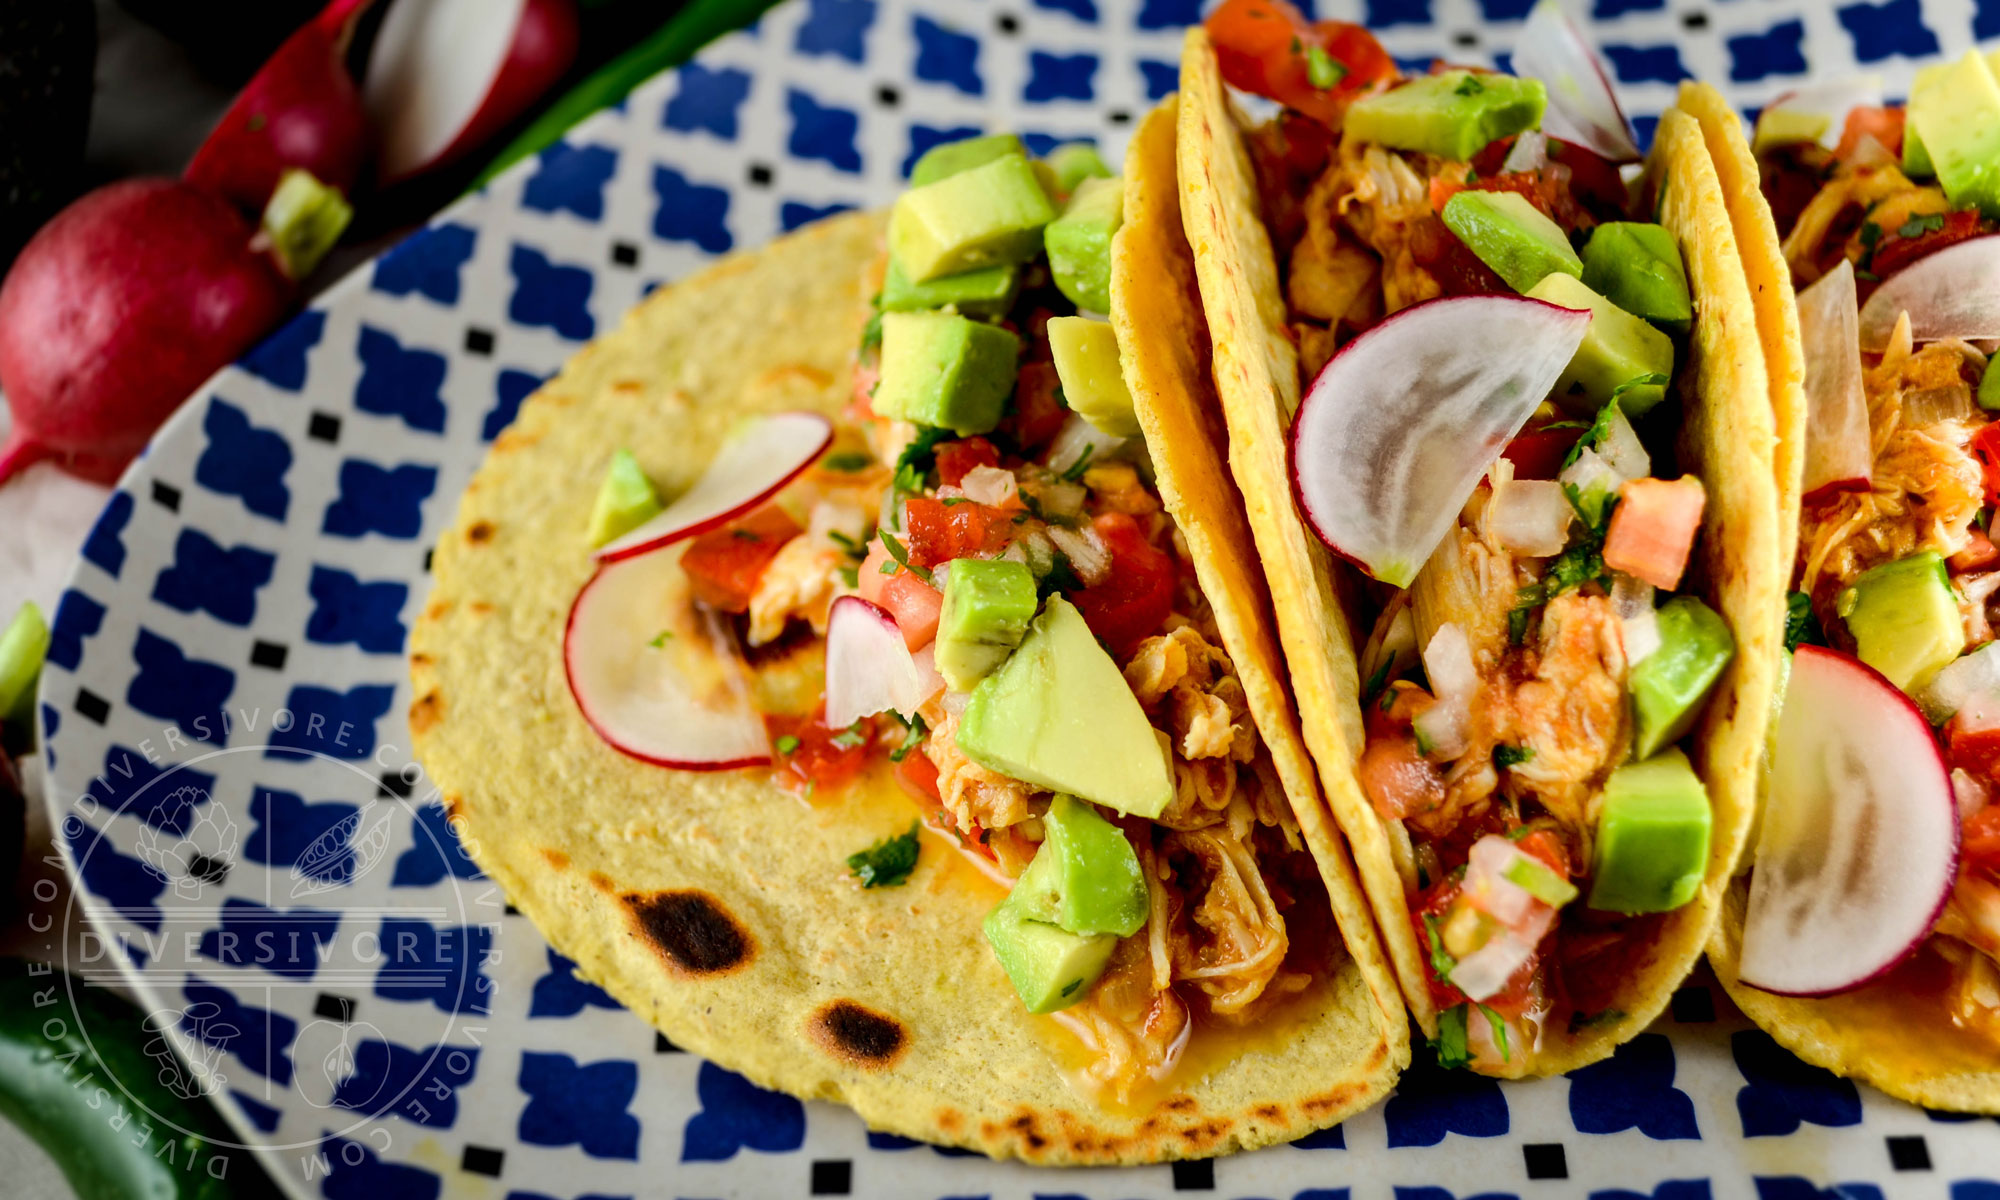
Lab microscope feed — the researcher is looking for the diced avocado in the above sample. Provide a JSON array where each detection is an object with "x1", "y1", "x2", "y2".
[
  {"x1": 1345, "y1": 71, "x2": 1546, "y2": 163},
  {"x1": 1581, "y1": 223, "x2": 1692, "y2": 337},
  {"x1": 1525, "y1": 273, "x2": 1677, "y2": 416},
  {"x1": 1008, "y1": 794, "x2": 1148, "y2": 937},
  {"x1": 935, "y1": 558, "x2": 1039, "y2": 691},
  {"x1": 1906, "y1": 50, "x2": 2000, "y2": 219},
  {"x1": 1046, "y1": 316, "x2": 1139, "y2": 438},
  {"x1": 880, "y1": 257, "x2": 1020, "y2": 318},
  {"x1": 910, "y1": 133, "x2": 1027, "y2": 186},
  {"x1": 889, "y1": 155, "x2": 1057, "y2": 283},
  {"x1": 1904, "y1": 121, "x2": 1935, "y2": 179},
  {"x1": 982, "y1": 881, "x2": 1116, "y2": 1014},
  {"x1": 1981, "y1": 356, "x2": 2000, "y2": 411},
  {"x1": 1440, "y1": 190, "x2": 1583, "y2": 294},
  {"x1": 1837, "y1": 550, "x2": 1965, "y2": 693},
  {"x1": 1503, "y1": 852, "x2": 1579, "y2": 907},
  {"x1": 1629, "y1": 596, "x2": 1735, "y2": 759},
  {"x1": 957, "y1": 596, "x2": 1174, "y2": 818},
  {"x1": 587, "y1": 449, "x2": 662, "y2": 546},
  {"x1": 1751, "y1": 108, "x2": 1833, "y2": 155},
  {"x1": 1586, "y1": 749, "x2": 1712, "y2": 914},
  {"x1": 871, "y1": 312, "x2": 1021, "y2": 436},
  {"x1": 0, "y1": 601, "x2": 50, "y2": 725},
  {"x1": 1046, "y1": 142, "x2": 1113, "y2": 196},
  {"x1": 1045, "y1": 176, "x2": 1124, "y2": 313}
]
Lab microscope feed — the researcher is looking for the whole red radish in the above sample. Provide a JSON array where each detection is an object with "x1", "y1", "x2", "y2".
[
  {"x1": 184, "y1": 0, "x2": 375, "y2": 214},
  {"x1": 0, "y1": 180, "x2": 290, "y2": 485}
]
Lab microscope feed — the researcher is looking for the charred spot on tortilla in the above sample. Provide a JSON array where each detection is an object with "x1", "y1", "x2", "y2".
[
  {"x1": 408, "y1": 690, "x2": 444, "y2": 735},
  {"x1": 466, "y1": 520, "x2": 495, "y2": 544},
  {"x1": 809, "y1": 999, "x2": 907, "y2": 1067},
  {"x1": 624, "y1": 889, "x2": 754, "y2": 975},
  {"x1": 539, "y1": 847, "x2": 570, "y2": 870}
]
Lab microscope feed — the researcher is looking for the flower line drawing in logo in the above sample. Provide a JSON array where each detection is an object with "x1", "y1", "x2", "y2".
[{"x1": 134, "y1": 786, "x2": 238, "y2": 900}]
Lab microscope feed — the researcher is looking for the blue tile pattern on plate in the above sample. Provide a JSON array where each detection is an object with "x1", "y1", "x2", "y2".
[{"x1": 36, "y1": 1, "x2": 2000, "y2": 1196}]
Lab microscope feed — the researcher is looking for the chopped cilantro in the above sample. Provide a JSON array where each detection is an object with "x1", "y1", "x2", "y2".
[
  {"x1": 1508, "y1": 585, "x2": 1542, "y2": 645},
  {"x1": 895, "y1": 426, "x2": 952, "y2": 478},
  {"x1": 1306, "y1": 44, "x2": 1347, "y2": 89},
  {"x1": 1611, "y1": 372, "x2": 1670, "y2": 402},
  {"x1": 732, "y1": 529, "x2": 761, "y2": 541},
  {"x1": 1454, "y1": 75, "x2": 1485, "y2": 97},
  {"x1": 1478, "y1": 1004, "x2": 1511, "y2": 1063},
  {"x1": 1783, "y1": 590, "x2": 1822, "y2": 652},
  {"x1": 861, "y1": 306, "x2": 883, "y2": 353},
  {"x1": 1856, "y1": 269, "x2": 1880, "y2": 282},
  {"x1": 1380, "y1": 684, "x2": 1399, "y2": 712},
  {"x1": 828, "y1": 529, "x2": 864, "y2": 555},
  {"x1": 1289, "y1": 34, "x2": 1302, "y2": 53},
  {"x1": 1362, "y1": 659, "x2": 1393, "y2": 703},
  {"x1": 836, "y1": 564, "x2": 860, "y2": 589},
  {"x1": 847, "y1": 820, "x2": 921, "y2": 888},
  {"x1": 830, "y1": 720, "x2": 870, "y2": 749},
  {"x1": 775, "y1": 734, "x2": 801, "y2": 756},
  {"x1": 1561, "y1": 395, "x2": 1622, "y2": 471},
  {"x1": 878, "y1": 530, "x2": 933, "y2": 584},
  {"x1": 1897, "y1": 212, "x2": 1947, "y2": 240},
  {"x1": 1434, "y1": 1004, "x2": 1471, "y2": 1069},
  {"x1": 888, "y1": 713, "x2": 929, "y2": 763},
  {"x1": 1544, "y1": 536, "x2": 1607, "y2": 596},
  {"x1": 1422, "y1": 913, "x2": 1457, "y2": 981},
  {"x1": 1494, "y1": 744, "x2": 1534, "y2": 769},
  {"x1": 1858, "y1": 220, "x2": 1883, "y2": 268},
  {"x1": 1039, "y1": 553, "x2": 1083, "y2": 599},
  {"x1": 892, "y1": 461, "x2": 926, "y2": 498},
  {"x1": 1058, "y1": 443, "x2": 1096, "y2": 482},
  {"x1": 648, "y1": 630, "x2": 674, "y2": 648},
  {"x1": 1060, "y1": 976, "x2": 1084, "y2": 998},
  {"x1": 823, "y1": 451, "x2": 875, "y2": 473}
]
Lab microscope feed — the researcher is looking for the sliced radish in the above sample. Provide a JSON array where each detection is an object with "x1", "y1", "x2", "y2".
[
  {"x1": 1858, "y1": 236, "x2": 2000, "y2": 353},
  {"x1": 1797, "y1": 259, "x2": 1873, "y2": 501},
  {"x1": 564, "y1": 545, "x2": 770, "y2": 770},
  {"x1": 1290, "y1": 295, "x2": 1591, "y2": 587},
  {"x1": 1512, "y1": 0, "x2": 1642, "y2": 164},
  {"x1": 824, "y1": 597, "x2": 927, "y2": 728},
  {"x1": 1739, "y1": 645, "x2": 1959, "y2": 996},
  {"x1": 597, "y1": 413, "x2": 834, "y2": 562},
  {"x1": 364, "y1": 0, "x2": 581, "y2": 185},
  {"x1": 1751, "y1": 77, "x2": 1885, "y2": 154}
]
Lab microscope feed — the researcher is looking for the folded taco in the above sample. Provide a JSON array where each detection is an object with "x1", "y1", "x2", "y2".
[
  {"x1": 1691, "y1": 57, "x2": 2000, "y2": 1112},
  {"x1": 411, "y1": 101, "x2": 1407, "y2": 1162},
  {"x1": 1176, "y1": 0, "x2": 1786, "y2": 1075}
]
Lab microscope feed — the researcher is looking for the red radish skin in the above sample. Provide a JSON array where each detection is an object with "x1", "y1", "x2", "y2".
[
  {"x1": 1512, "y1": 0, "x2": 1641, "y2": 164},
  {"x1": 184, "y1": 0, "x2": 375, "y2": 214},
  {"x1": 0, "y1": 180, "x2": 290, "y2": 486}
]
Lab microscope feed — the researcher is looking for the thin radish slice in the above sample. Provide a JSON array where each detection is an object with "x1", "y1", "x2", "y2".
[
  {"x1": 1858, "y1": 236, "x2": 2000, "y2": 353},
  {"x1": 1512, "y1": 0, "x2": 1641, "y2": 164},
  {"x1": 1751, "y1": 77, "x2": 1885, "y2": 154},
  {"x1": 597, "y1": 413, "x2": 834, "y2": 562},
  {"x1": 1290, "y1": 295, "x2": 1592, "y2": 587},
  {"x1": 1739, "y1": 646, "x2": 1959, "y2": 997},
  {"x1": 1797, "y1": 259, "x2": 1872, "y2": 501},
  {"x1": 825, "y1": 596, "x2": 927, "y2": 727},
  {"x1": 564, "y1": 544, "x2": 770, "y2": 770}
]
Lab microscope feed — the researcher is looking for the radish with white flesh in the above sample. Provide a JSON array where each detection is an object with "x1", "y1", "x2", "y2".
[
  {"x1": 1857, "y1": 236, "x2": 2000, "y2": 353},
  {"x1": 1798, "y1": 260, "x2": 1873, "y2": 500},
  {"x1": 1512, "y1": 0, "x2": 1641, "y2": 164},
  {"x1": 1739, "y1": 645, "x2": 1959, "y2": 996},
  {"x1": 824, "y1": 597, "x2": 928, "y2": 727},
  {"x1": 1751, "y1": 77, "x2": 1886, "y2": 153},
  {"x1": 365, "y1": 0, "x2": 581, "y2": 185},
  {"x1": 597, "y1": 413, "x2": 834, "y2": 562},
  {"x1": 1290, "y1": 295, "x2": 1592, "y2": 587},
  {"x1": 564, "y1": 544, "x2": 770, "y2": 769}
]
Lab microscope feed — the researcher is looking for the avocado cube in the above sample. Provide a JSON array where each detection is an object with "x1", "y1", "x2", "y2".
[
  {"x1": 1838, "y1": 550, "x2": 1964, "y2": 693},
  {"x1": 1345, "y1": 71, "x2": 1546, "y2": 163},
  {"x1": 1903, "y1": 119, "x2": 1935, "y2": 179},
  {"x1": 1046, "y1": 141, "x2": 1114, "y2": 196},
  {"x1": 1046, "y1": 316, "x2": 1139, "y2": 438},
  {"x1": 1440, "y1": 190, "x2": 1583, "y2": 295},
  {"x1": 1525, "y1": 273, "x2": 1677, "y2": 416},
  {"x1": 935, "y1": 558, "x2": 1039, "y2": 691},
  {"x1": 1582, "y1": 223, "x2": 1692, "y2": 337},
  {"x1": 1907, "y1": 50, "x2": 2000, "y2": 219},
  {"x1": 1009, "y1": 794, "x2": 1149, "y2": 937},
  {"x1": 1586, "y1": 749, "x2": 1712, "y2": 915},
  {"x1": 0, "y1": 601, "x2": 49, "y2": 724},
  {"x1": 587, "y1": 448, "x2": 662, "y2": 546},
  {"x1": 982, "y1": 884, "x2": 1116, "y2": 1014},
  {"x1": 872, "y1": 312, "x2": 1020, "y2": 436},
  {"x1": 890, "y1": 155, "x2": 1057, "y2": 283},
  {"x1": 1751, "y1": 108, "x2": 1834, "y2": 155},
  {"x1": 880, "y1": 257, "x2": 1021, "y2": 318},
  {"x1": 1629, "y1": 596, "x2": 1735, "y2": 759},
  {"x1": 910, "y1": 133, "x2": 1028, "y2": 186},
  {"x1": 957, "y1": 596, "x2": 1174, "y2": 818},
  {"x1": 1981, "y1": 357, "x2": 2000, "y2": 411},
  {"x1": 1045, "y1": 176, "x2": 1124, "y2": 313}
]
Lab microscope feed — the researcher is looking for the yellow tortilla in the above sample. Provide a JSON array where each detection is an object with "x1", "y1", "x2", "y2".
[
  {"x1": 1177, "y1": 29, "x2": 1784, "y2": 1074},
  {"x1": 411, "y1": 102, "x2": 1404, "y2": 1163}
]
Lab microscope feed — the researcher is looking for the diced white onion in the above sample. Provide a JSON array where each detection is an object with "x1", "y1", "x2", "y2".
[
  {"x1": 911, "y1": 642, "x2": 946, "y2": 705},
  {"x1": 1360, "y1": 598, "x2": 1419, "y2": 693},
  {"x1": 1609, "y1": 572, "x2": 1659, "y2": 664},
  {"x1": 1415, "y1": 624, "x2": 1478, "y2": 759},
  {"x1": 1597, "y1": 405, "x2": 1651, "y2": 480},
  {"x1": 1621, "y1": 608, "x2": 1662, "y2": 666},
  {"x1": 1919, "y1": 642, "x2": 2000, "y2": 724},
  {"x1": 1045, "y1": 412, "x2": 1127, "y2": 477},
  {"x1": 1559, "y1": 447, "x2": 1622, "y2": 523},
  {"x1": 1047, "y1": 525, "x2": 1112, "y2": 586},
  {"x1": 960, "y1": 465, "x2": 1019, "y2": 508},
  {"x1": 1028, "y1": 478, "x2": 1088, "y2": 522},
  {"x1": 1502, "y1": 130, "x2": 1549, "y2": 174},
  {"x1": 1449, "y1": 930, "x2": 1537, "y2": 1002},
  {"x1": 1489, "y1": 476, "x2": 1574, "y2": 557}
]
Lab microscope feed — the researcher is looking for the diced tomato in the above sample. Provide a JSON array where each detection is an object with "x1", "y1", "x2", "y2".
[
  {"x1": 902, "y1": 497, "x2": 1015, "y2": 568},
  {"x1": 1410, "y1": 877, "x2": 1544, "y2": 1013},
  {"x1": 1502, "y1": 427, "x2": 1583, "y2": 480},
  {"x1": 1871, "y1": 209, "x2": 1992, "y2": 281},
  {"x1": 848, "y1": 358, "x2": 880, "y2": 422},
  {"x1": 1276, "y1": 108, "x2": 1336, "y2": 176},
  {"x1": 1002, "y1": 361, "x2": 1069, "y2": 452},
  {"x1": 1948, "y1": 716, "x2": 2000, "y2": 784},
  {"x1": 769, "y1": 707, "x2": 874, "y2": 797},
  {"x1": 1835, "y1": 105, "x2": 1904, "y2": 163},
  {"x1": 935, "y1": 437, "x2": 1001, "y2": 487},
  {"x1": 1513, "y1": 829, "x2": 1572, "y2": 879},
  {"x1": 1429, "y1": 174, "x2": 1466, "y2": 213},
  {"x1": 1963, "y1": 804, "x2": 2000, "y2": 874},
  {"x1": 1955, "y1": 528, "x2": 2000, "y2": 574},
  {"x1": 1204, "y1": 0, "x2": 1396, "y2": 130},
  {"x1": 1359, "y1": 682, "x2": 1447, "y2": 819},
  {"x1": 681, "y1": 505, "x2": 802, "y2": 613},
  {"x1": 1602, "y1": 476, "x2": 1707, "y2": 590},
  {"x1": 1971, "y1": 424, "x2": 2000, "y2": 508},
  {"x1": 1409, "y1": 214, "x2": 1508, "y2": 297},
  {"x1": 1547, "y1": 139, "x2": 1630, "y2": 220},
  {"x1": 896, "y1": 744, "x2": 942, "y2": 803},
  {"x1": 1069, "y1": 512, "x2": 1177, "y2": 657},
  {"x1": 878, "y1": 571, "x2": 943, "y2": 650}
]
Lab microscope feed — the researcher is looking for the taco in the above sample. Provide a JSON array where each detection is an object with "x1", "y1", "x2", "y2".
[
  {"x1": 1176, "y1": 0, "x2": 1786, "y2": 1075},
  {"x1": 410, "y1": 101, "x2": 1407, "y2": 1163},
  {"x1": 1693, "y1": 56, "x2": 2000, "y2": 1112}
]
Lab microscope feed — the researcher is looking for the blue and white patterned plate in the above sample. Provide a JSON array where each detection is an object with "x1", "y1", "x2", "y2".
[{"x1": 30, "y1": 1, "x2": 2000, "y2": 1196}]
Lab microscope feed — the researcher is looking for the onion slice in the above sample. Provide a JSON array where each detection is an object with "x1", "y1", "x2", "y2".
[
  {"x1": 1739, "y1": 646, "x2": 1959, "y2": 996},
  {"x1": 1919, "y1": 641, "x2": 2000, "y2": 724},
  {"x1": 1858, "y1": 235, "x2": 2000, "y2": 353},
  {"x1": 1750, "y1": 76, "x2": 1885, "y2": 153},
  {"x1": 563, "y1": 545, "x2": 771, "y2": 770},
  {"x1": 824, "y1": 596, "x2": 928, "y2": 728},
  {"x1": 1797, "y1": 259, "x2": 1872, "y2": 501},
  {"x1": 1290, "y1": 295, "x2": 1591, "y2": 586},
  {"x1": 1512, "y1": 0, "x2": 1641, "y2": 164},
  {"x1": 597, "y1": 412, "x2": 833, "y2": 562}
]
